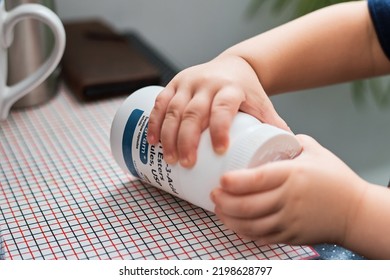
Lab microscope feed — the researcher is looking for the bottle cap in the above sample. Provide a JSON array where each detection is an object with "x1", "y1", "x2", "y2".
[{"x1": 226, "y1": 121, "x2": 301, "y2": 171}]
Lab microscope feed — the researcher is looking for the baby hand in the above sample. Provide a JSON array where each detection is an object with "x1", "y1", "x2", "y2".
[
  {"x1": 211, "y1": 134, "x2": 367, "y2": 246},
  {"x1": 147, "y1": 54, "x2": 289, "y2": 168}
]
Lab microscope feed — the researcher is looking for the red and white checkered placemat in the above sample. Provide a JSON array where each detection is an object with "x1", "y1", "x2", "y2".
[{"x1": 0, "y1": 85, "x2": 319, "y2": 260}]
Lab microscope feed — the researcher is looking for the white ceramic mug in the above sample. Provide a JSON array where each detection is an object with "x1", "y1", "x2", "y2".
[{"x1": 0, "y1": 0, "x2": 65, "y2": 120}]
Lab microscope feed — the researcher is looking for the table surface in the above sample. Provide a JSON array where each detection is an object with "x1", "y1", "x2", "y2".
[{"x1": 0, "y1": 32, "x2": 362, "y2": 260}]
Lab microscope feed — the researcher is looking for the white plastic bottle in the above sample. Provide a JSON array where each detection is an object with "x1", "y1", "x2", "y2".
[{"x1": 110, "y1": 85, "x2": 301, "y2": 212}]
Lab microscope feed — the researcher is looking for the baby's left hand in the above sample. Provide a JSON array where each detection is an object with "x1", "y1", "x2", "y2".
[{"x1": 211, "y1": 134, "x2": 368, "y2": 246}]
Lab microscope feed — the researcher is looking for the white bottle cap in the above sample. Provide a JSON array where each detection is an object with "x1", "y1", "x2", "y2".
[{"x1": 225, "y1": 115, "x2": 301, "y2": 171}]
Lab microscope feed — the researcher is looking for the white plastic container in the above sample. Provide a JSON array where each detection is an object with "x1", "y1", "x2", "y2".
[{"x1": 110, "y1": 86, "x2": 301, "y2": 212}]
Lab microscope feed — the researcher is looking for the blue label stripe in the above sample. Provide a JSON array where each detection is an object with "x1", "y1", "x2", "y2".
[
  {"x1": 122, "y1": 109, "x2": 144, "y2": 178},
  {"x1": 140, "y1": 123, "x2": 149, "y2": 164}
]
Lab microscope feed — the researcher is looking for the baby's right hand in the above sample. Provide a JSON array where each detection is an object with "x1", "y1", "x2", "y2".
[{"x1": 147, "y1": 54, "x2": 289, "y2": 168}]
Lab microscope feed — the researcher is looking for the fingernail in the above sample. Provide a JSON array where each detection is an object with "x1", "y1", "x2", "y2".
[
  {"x1": 180, "y1": 153, "x2": 196, "y2": 168},
  {"x1": 164, "y1": 153, "x2": 176, "y2": 164},
  {"x1": 215, "y1": 144, "x2": 227, "y2": 155},
  {"x1": 147, "y1": 134, "x2": 155, "y2": 144},
  {"x1": 210, "y1": 188, "x2": 221, "y2": 204},
  {"x1": 210, "y1": 190, "x2": 216, "y2": 203},
  {"x1": 180, "y1": 157, "x2": 191, "y2": 168}
]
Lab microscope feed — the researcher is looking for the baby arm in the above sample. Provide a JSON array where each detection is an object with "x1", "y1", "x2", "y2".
[
  {"x1": 211, "y1": 135, "x2": 390, "y2": 259},
  {"x1": 224, "y1": 0, "x2": 390, "y2": 94}
]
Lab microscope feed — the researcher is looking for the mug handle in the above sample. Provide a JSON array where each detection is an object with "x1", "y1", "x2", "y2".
[{"x1": 0, "y1": 3, "x2": 65, "y2": 120}]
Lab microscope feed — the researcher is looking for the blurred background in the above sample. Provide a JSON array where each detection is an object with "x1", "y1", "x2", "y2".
[{"x1": 56, "y1": 0, "x2": 390, "y2": 185}]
